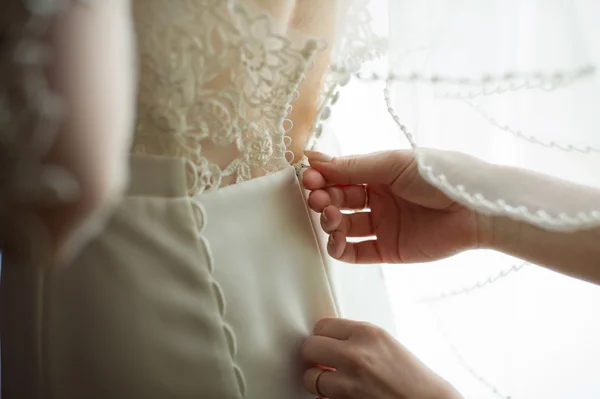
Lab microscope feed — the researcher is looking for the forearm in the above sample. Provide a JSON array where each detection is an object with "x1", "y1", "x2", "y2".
[{"x1": 480, "y1": 214, "x2": 600, "y2": 285}]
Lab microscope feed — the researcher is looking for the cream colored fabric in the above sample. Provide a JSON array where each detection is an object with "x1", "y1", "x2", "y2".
[
  {"x1": 199, "y1": 165, "x2": 339, "y2": 398},
  {"x1": 1, "y1": 3, "x2": 395, "y2": 396},
  {"x1": 1, "y1": 155, "x2": 344, "y2": 399}
]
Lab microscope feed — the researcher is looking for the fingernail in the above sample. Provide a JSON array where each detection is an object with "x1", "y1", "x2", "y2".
[
  {"x1": 322, "y1": 210, "x2": 328, "y2": 222},
  {"x1": 297, "y1": 167, "x2": 306, "y2": 189},
  {"x1": 328, "y1": 234, "x2": 335, "y2": 246},
  {"x1": 304, "y1": 150, "x2": 333, "y2": 163}
]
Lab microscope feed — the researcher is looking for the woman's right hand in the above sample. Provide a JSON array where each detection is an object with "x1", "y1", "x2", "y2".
[{"x1": 302, "y1": 150, "x2": 489, "y2": 264}]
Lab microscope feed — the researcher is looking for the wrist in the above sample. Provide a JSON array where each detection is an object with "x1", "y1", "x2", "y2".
[
  {"x1": 476, "y1": 212, "x2": 524, "y2": 254},
  {"x1": 475, "y1": 212, "x2": 496, "y2": 249}
]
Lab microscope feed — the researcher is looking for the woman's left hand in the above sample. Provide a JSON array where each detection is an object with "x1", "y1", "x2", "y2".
[{"x1": 301, "y1": 318, "x2": 462, "y2": 399}]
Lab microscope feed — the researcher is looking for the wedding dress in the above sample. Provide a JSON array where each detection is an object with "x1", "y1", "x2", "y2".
[
  {"x1": 0, "y1": 1, "x2": 394, "y2": 398},
  {"x1": 3, "y1": 1, "x2": 600, "y2": 399}
]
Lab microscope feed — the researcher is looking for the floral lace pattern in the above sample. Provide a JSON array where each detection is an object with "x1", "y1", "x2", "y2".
[
  {"x1": 1, "y1": 0, "x2": 387, "y2": 251},
  {"x1": 132, "y1": 0, "x2": 326, "y2": 195}
]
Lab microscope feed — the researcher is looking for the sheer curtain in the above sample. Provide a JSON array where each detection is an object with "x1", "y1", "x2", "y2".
[
  {"x1": 330, "y1": 72, "x2": 600, "y2": 399},
  {"x1": 324, "y1": 1, "x2": 600, "y2": 398}
]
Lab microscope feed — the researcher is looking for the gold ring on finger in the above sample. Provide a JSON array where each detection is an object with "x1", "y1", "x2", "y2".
[
  {"x1": 362, "y1": 185, "x2": 370, "y2": 210},
  {"x1": 314, "y1": 369, "x2": 327, "y2": 397}
]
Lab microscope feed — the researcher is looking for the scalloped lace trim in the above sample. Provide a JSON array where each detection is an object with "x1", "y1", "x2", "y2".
[{"x1": 383, "y1": 84, "x2": 600, "y2": 230}]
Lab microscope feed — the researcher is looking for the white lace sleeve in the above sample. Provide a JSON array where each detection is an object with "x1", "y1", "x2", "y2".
[
  {"x1": 320, "y1": 0, "x2": 600, "y2": 232},
  {"x1": 0, "y1": 0, "x2": 136, "y2": 266}
]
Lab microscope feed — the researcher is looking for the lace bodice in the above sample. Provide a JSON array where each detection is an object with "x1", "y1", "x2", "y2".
[
  {"x1": 131, "y1": 0, "x2": 321, "y2": 194},
  {"x1": 131, "y1": 0, "x2": 383, "y2": 195},
  {"x1": 0, "y1": 0, "x2": 382, "y2": 260}
]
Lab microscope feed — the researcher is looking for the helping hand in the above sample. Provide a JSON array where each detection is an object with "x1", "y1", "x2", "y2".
[
  {"x1": 302, "y1": 318, "x2": 463, "y2": 399},
  {"x1": 302, "y1": 150, "x2": 487, "y2": 264}
]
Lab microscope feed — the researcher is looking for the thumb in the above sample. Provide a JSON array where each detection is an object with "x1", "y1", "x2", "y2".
[{"x1": 304, "y1": 150, "x2": 415, "y2": 185}]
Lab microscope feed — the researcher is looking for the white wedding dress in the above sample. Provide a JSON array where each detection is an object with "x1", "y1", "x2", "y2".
[
  {"x1": 4, "y1": 1, "x2": 600, "y2": 399},
  {"x1": 0, "y1": 1, "x2": 394, "y2": 398}
]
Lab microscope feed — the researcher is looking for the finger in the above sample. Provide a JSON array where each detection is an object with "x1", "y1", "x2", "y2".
[
  {"x1": 301, "y1": 335, "x2": 346, "y2": 367},
  {"x1": 300, "y1": 168, "x2": 329, "y2": 190},
  {"x1": 307, "y1": 185, "x2": 367, "y2": 212},
  {"x1": 328, "y1": 231, "x2": 383, "y2": 264},
  {"x1": 320, "y1": 205, "x2": 343, "y2": 233},
  {"x1": 303, "y1": 368, "x2": 346, "y2": 398},
  {"x1": 313, "y1": 317, "x2": 355, "y2": 340},
  {"x1": 322, "y1": 207, "x2": 373, "y2": 237},
  {"x1": 305, "y1": 149, "x2": 414, "y2": 186},
  {"x1": 307, "y1": 189, "x2": 331, "y2": 213}
]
